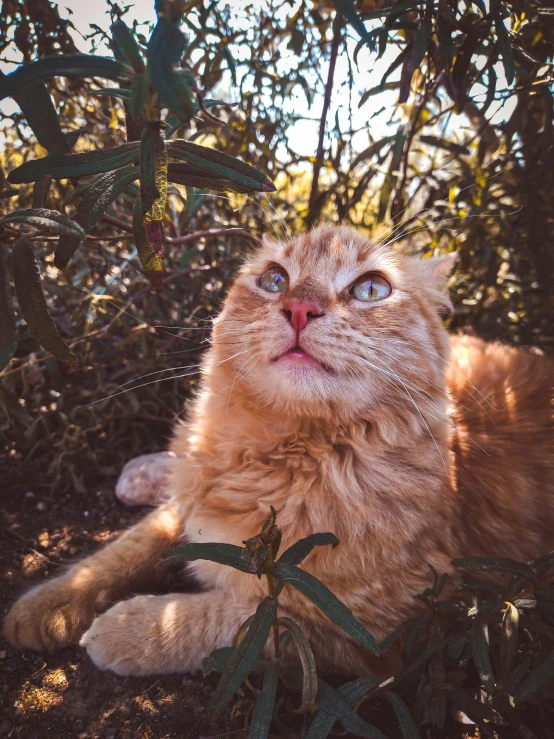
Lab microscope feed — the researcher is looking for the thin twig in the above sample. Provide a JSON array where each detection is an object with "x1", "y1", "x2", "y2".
[{"x1": 307, "y1": 13, "x2": 342, "y2": 227}]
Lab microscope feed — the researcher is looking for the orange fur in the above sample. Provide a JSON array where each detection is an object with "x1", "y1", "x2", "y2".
[{"x1": 5, "y1": 226, "x2": 554, "y2": 678}]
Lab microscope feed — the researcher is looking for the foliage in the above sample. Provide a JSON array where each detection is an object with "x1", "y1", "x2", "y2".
[
  {"x1": 164, "y1": 509, "x2": 554, "y2": 738},
  {"x1": 162, "y1": 508, "x2": 418, "y2": 739},
  {"x1": 0, "y1": 1, "x2": 275, "y2": 370}
]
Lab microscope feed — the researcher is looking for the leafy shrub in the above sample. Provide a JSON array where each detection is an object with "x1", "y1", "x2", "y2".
[
  {"x1": 163, "y1": 509, "x2": 554, "y2": 739},
  {"x1": 0, "y1": 0, "x2": 274, "y2": 372}
]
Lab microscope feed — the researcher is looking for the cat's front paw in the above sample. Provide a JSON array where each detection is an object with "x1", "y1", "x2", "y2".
[
  {"x1": 81, "y1": 595, "x2": 167, "y2": 676},
  {"x1": 4, "y1": 578, "x2": 96, "y2": 651},
  {"x1": 115, "y1": 452, "x2": 176, "y2": 507}
]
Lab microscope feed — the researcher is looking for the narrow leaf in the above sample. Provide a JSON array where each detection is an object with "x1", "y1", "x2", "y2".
[
  {"x1": 494, "y1": 10, "x2": 516, "y2": 85},
  {"x1": 382, "y1": 692, "x2": 422, "y2": 739},
  {"x1": 209, "y1": 597, "x2": 278, "y2": 717},
  {"x1": 0, "y1": 55, "x2": 132, "y2": 101},
  {"x1": 12, "y1": 78, "x2": 71, "y2": 154},
  {"x1": 399, "y1": 17, "x2": 432, "y2": 103},
  {"x1": 334, "y1": 0, "x2": 376, "y2": 52},
  {"x1": 8, "y1": 142, "x2": 140, "y2": 184},
  {"x1": 54, "y1": 166, "x2": 138, "y2": 269},
  {"x1": 110, "y1": 20, "x2": 145, "y2": 73},
  {"x1": 130, "y1": 74, "x2": 149, "y2": 119},
  {"x1": 0, "y1": 209, "x2": 85, "y2": 239},
  {"x1": 452, "y1": 556, "x2": 537, "y2": 583},
  {"x1": 248, "y1": 659, "x2": 280, "y2": 739},
  {"x1": 160, "y1": 542, "x2": 255, "y2": 574},
  {"x1": 305, "y1": 676, "x2": 381, "y2": 739},
  {"x1": 316, "y1": 680, "x2": 387, "y2": 738},
  {"x1": 499, "y1": 602, "x2": 519, "y2": 689},
  {"x1": 11, "y1": 238, "x2": 77, "y2": 368},
  {"x1": 168, "y1": 162, "x2": 257, "y2": 194},
  {"x1": 278, "y1": 533, "x2": 339, "y2": 566},
  {"x1": 167, "y1": 139, "x2": 275, "y2": 192},
  {"x1": 471, "y1": 613, "x2": 495, "y2": 694},
  {"x1": 377, "y1": 124, "x2": 406, "y2": 222},
  {"x1": 0, "y1": 246, "x2": 17, "y2": 371},
  {"x1": 275, "y1": 563, "x2": 379, "y2": 655},
  {"x1": 277, "y1": 617, "x2": 317, "y2": 711},
  {"x1": 92, "y1": 87, "x2": 133, "y2": 101},
  {"x1": 516, "y1": 650, "x2": 554, "y2": 703},
  {"x1": 146, "y1": 17, "x2": 195, "y2": 122}
]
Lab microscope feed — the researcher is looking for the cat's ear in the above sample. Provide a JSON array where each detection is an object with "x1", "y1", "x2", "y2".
[
  {"x1": 420, "y1": 252, "x2": 457, "y2": 288},
  {"x1": 419, "y1": 252, "x2": 456, "y2": 315}
]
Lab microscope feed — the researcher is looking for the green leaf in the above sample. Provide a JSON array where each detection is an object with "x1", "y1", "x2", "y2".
[
  {"x1": 130, "y1": 73, "x2": 149, "y2": 119},
  {"x1": 404, "y1": 612, "x2": 431, "y2": 657},
  {"x1": 110, "y1": 20, "x2": 145, "y2": 73},
  {"x1": 377, "y1": 124, "x2": 406, "y2": 222},
  {"x1": 382, "y1": 692, "x2": 422, "y2": 739},
  {"x1": 168, "y1": 162, "x2": 257, "y2": 194},
  {"x1": 11, "y1": 237, "x2": 77, "y2": 368},
  {"x1": 92, "y1": 87, "x2": 133, "y2": 101},
  {"x1": 164, "y1": 114, "x2": 183, "y2": 139},
  {"x1": 0, "y1": 55, "x2": 132, "y2": 101},
  {"x1": 361, "y1": 0, "x2": 420, "y2": 21},
  {"x1": 418, "y1": 135, "x2": 469, "y2": 156},
  {"x1": 222, "y1": 46, "x2": 237, "y2": 87},
  {"x1": 471, "y1": 613, "x2": 495, "y2": 694},
  {"x1": 277, "y1": 617, "x2": 317, "y2": 711},
  {"x1": 248, "y1": 659, "x2": 280, "y2": 739},
  {"x1": 0, "y1": 246, "x2": 18, "y2": 372},
  {"x1": 202, "y1": 646, "x2": 236, "y2": 674},
  {"x1": 209, "y1": 597, "x2": 277, "y2": 717},
  {"x1": 12, "y1": 79, "x2": 71, "y2": 154},
  {"x1": 0, "y1": 189, "x2": 18, "y2": 199},
  {"x1": 167, "y1": 140, "x2": 275, "y2": 192},
  {"x1": 358, "y1": 81, "x2": 399, "y2": 108},
  {"x1": 452, "y1": 556, "x2": 537, "y2": 583},
  {"x1": 278, "y1": 533, "x2": 339, "y2": 567},
  {"x1": 499, "y1": 602, "x2": 519, "y2": 690},
  {"x1": 146, "y1": 17, "x2": 195, "y2": 123},
  {"x1": 315, "y1": 680, "x2": 387, "y2": 738},
  {"x1": 399, "y1": 17, "x2": 432, "y2": 103},
  {"x1": 305, "y1": 676, "x2": 380, "y2": 739},
  {"x1": 516, "y1": 649, "x2": 554, "y2": 703},
  {"x1": 54, "y1": 166, "x2": 138, "y2": 269},
  {"x1": 160, "y1": 542, "x2": 255, "y2": 574},
  {"x1": 274, "y1": 563, "x2": 379, "y2": 655},
  {"x1": 0, "y1": 209, "x2": 85, "y2": 239},
  {"x1": 494, "y1": 6, "x2": 515, "y2": 85},
  {"x1": 334, "y1": 0, "x2": 376, "y2": 52},
  {"x1": 8, "y1": 142, "x2": 140, "y2": 184}
]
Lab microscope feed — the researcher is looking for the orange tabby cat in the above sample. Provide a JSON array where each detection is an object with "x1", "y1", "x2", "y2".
[{"x1": 5, "y1": 225, "x2": 554, "y2": 677}]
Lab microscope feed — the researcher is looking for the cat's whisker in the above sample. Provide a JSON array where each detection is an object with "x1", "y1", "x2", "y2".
[
  {"x1": 74, "y1": 349, "x2": 249, "y2": 410},
  {"x1": 356, "y1": 355, "x2": 448, "y2": 474}
]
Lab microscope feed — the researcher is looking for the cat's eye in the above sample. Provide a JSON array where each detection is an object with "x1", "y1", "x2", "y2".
[
  {"x1": 351, "y1": 273, "x2": 392, "y2": 302},
  {"x1": 259, "y1": 266, "x2": 289, "y2": 293}
]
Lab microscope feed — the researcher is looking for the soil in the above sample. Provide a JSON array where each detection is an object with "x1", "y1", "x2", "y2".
[{"x1": 0, "y1": 467, "x2": 235, "y2": 739}]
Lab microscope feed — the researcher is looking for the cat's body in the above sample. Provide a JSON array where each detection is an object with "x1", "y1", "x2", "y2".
[{"x1": 5, "y1": 226, "x2": 554, "y2": 678}]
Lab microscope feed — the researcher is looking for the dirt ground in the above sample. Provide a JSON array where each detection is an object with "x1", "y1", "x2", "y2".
[{"x1": 0, "y1": 465, "x2": 238, "y2": 739}]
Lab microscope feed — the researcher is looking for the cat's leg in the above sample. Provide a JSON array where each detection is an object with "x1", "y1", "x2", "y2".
[
  {"x1": 4, "y1": 503, "x2": 182, "y2": 651},
  {"x1": 115, "y1": 451, "x2": 176, "y2": 506},
  {"x1": 81, "y1": 590, "x2": 253, "y2": 676}
]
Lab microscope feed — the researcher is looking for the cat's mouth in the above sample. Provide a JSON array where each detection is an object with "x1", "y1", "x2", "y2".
[{"x1": 274, "y1": 346, "x2": 331, "y2": 372}]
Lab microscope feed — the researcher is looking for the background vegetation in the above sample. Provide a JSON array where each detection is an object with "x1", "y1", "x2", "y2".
[
  {"x1": 1, "y1": 0, "x2": 552, "y2": 495},
  {"x1": 0, "y1": 1, "x2": 553, "y2": 736}
]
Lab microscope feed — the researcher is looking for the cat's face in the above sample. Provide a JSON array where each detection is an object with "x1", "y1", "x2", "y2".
[{"x1": 211, "y1": 226, "x2": 453, "y2": 420}]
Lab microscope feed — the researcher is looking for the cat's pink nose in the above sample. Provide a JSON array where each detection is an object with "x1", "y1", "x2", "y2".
[{"x1": 282, "y1": 300, "x2": 324, "y2": 332}]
